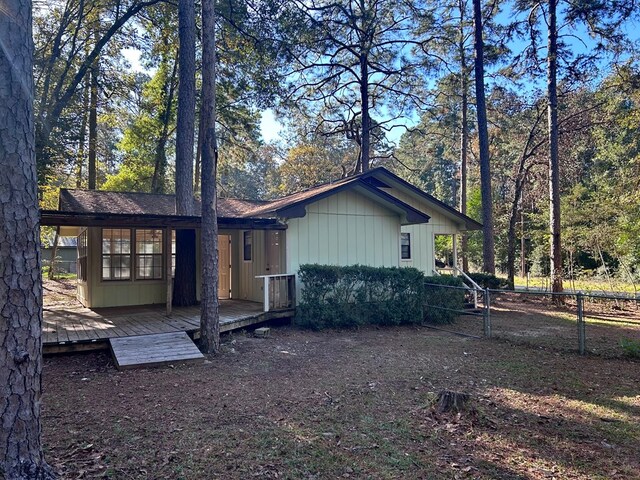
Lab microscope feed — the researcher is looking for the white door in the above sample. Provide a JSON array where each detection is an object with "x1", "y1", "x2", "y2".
[{"x1": 218, "y1": 235, "x2": 231, "y2": 299}]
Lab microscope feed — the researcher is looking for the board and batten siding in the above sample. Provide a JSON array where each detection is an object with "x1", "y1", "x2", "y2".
[
  {"x1": 82, "y1": 227, "x2": 168, "y2": 308},
  {"x1": 382, "y1": 187, "x2": 461, "y2": 274},
  {"x1": 285, "y1": 189, "x2": 401, "y2": 276}
]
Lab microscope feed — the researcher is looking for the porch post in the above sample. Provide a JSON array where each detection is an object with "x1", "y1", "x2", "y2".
[
  {"x1": 452, "y1": 234, "x2": 458, "y2": 270},
  {"x1": 165, "y1": 226, "x2": 172, "y2": 315}
]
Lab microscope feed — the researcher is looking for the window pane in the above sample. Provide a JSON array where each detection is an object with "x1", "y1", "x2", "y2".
[
  {"x1": 243, "y1": 231, "x2": 252, "y2": 261},
  {"x1": 401, "y1": 233, "x2": 411, "y2": 259}
]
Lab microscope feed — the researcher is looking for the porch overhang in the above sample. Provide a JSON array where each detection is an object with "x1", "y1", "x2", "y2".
[{"x1": 40, "y1": 210, "x2": 287, "y2": 230}]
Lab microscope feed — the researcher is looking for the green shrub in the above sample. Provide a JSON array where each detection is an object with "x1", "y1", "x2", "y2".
[
  {"x1": 620, "y1": 338, "x2": 640, "y2": 358},
  {"x1": 423, "y1": 275, "x2": 466, "y2": 324},
  {"x1": 465, "y1": 272, "x2": 509, "y2": 290},
  {"x1": 296, "y1": 264, "x2": 425, "y2": 329}
]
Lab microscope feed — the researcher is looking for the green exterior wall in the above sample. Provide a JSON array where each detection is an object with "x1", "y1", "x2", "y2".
[
  {"x1": 285, "y1": 189, "x2": 401, "y2": 276},
  {"x1": 382, "y1": 187, "x2": 462, "y2": 274}
]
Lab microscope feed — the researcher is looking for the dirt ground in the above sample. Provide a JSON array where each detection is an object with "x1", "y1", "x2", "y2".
[
  {"x1": 43, "y1": 277, "x2": 81, "y2": 308},
  {"x1": 42, "y1": 321, "x2": 640, "y2": 480}
]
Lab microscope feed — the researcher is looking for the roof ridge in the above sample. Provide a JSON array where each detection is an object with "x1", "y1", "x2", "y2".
[{"x1": 62, "y1": 188, "x2": 177, "y2": 198}]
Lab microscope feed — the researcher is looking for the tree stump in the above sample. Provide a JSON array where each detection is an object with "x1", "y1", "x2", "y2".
[{"x1": 435, "y1": 390, "x2": 471, "y2": 414}]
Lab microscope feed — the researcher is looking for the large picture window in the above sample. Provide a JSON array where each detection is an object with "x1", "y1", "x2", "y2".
[
  {"x1": 401, "y1": 232, "x2": 411, "y2": 260},
  {"x1": 136, "y1": 229, "x2": 163, "y2": 280},
  {"x1": 102, "y1": 228, "x2": 131, "y2": 280}
]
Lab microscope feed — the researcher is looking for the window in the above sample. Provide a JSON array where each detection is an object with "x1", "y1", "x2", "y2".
[
  {"x1": 401, "y1": 232, "x2": 411, "y2": 260},
  {"x1": 243, "y1": 231, "x2": 252, "y2": 261},
  {"x1": 77, "y1": 229, "x2": 88, "y2": 282},
  {"x1": 135, "y1": 229, "x2": 163, "y2": 280},
  {"x1": 102, "y1": 228, "x2": 131, "y2": 280},
  {"x1": 171, "y1": 230, "x2": 176, "y2": 277}
]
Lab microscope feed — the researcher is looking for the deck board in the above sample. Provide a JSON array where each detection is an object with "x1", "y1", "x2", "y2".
[
  {"x1": 109, "y1": 332, "x2": 204, "y2": 369},
  {"x1": 43, "y1": 300, "x2": 290, "y2": 354}
]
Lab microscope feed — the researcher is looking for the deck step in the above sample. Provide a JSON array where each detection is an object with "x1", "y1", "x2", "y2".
[{"x1": 109, "y1": 332, "x2": 204, "y2": 370}]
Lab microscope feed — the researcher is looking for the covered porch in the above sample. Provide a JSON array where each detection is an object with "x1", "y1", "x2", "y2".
[{"x1": 43, "y1": 298, "x2": 294, "y2": 354}]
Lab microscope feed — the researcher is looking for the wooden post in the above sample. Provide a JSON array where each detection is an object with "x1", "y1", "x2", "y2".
[
  {"x1": 577, "y1": 292, "x2": 585, "y2": 355},
  {"x1": 452, "y1": 234, "x2": 458, "y2": 270},
  {"x1": 165, "y1": 227, "x2": 172, "y2": 315},
  {"x1": 263, "y1": 276, "x2": 270, "y2": 312},
  {"x1": 483, "y1": 288, "x2": 491, "y2": 337}
]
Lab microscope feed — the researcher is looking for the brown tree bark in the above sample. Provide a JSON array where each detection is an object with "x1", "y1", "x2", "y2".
[
  {"x1": 0, "y1": 1, "x2": 56, "y2": 477},
  {"x1": 547, "y1": 0, "x2": 563, "y2": 293},
  {"x1": 358, "y1": 0, "x2": 371, "y2": 173},
  {"x1": 87, "y1": 60, "x2": 98, "y2": 190},
  {"x1": 458, "y1": 0, "x2": 469, "y2": 272},
  {"x1": 151, "y1": 53, "x2": 178, "y2": 194},
  {"x1": 200, "y1": 0, "x2": 221, "y2": 353},
  {"x1": 173, "y1": 0, "x2": 198, "y2": 306},
  {"x1": 75, "y1": 77, "x2": 90, "y2": 188},
  {"x1": 472, "y1": 0, "x2": 495, "y2": 274}
]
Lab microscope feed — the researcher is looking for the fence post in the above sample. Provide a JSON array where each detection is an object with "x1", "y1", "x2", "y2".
[
  {"x1": 483, "y1": 288, "x2": 492, "y2": 338},
  {"x1": 576, "y1": 292, "x2": 585, "y2": 355}
]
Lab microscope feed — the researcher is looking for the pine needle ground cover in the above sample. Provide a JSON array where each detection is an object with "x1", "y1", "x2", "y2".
[{"x1": 42, "y1": 324, "x2": 639, "y2": 479}]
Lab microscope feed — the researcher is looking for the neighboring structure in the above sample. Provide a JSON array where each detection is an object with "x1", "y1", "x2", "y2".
[
  {"x1": 40, "y1": 167, "x2": 481, "y2": 310},
  {"x1": 42, "y1": 234, "x2": 78, "y2": 274}
]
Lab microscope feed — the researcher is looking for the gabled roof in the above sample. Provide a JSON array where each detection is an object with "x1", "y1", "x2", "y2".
[
  {"x1": 58, "y1": 189, "x2": 265, "y2": 218},
  {"x1": 240, "y1": 175, "x2": 431, "y2": 225},
  {"x1": 362, "y1": 168, "x2": 483, "y2": 231},
  {"x1": 42, "y1": 167, "x2": 480, "y2": 231}
]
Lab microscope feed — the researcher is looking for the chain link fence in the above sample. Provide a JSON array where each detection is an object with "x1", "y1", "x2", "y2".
[{"x1": 423, "y1": 282, "x2": 640, "y2": 358}]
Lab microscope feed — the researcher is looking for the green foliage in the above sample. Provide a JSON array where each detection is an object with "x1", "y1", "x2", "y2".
[
  {"x1": 619, "y1": 338, "x2": 640, "y2": 359},
  {"x1": 423, "y1": 276, "x2": 465, "y2": 324},
  {"x1": 465, "y1": 273, "x2": 509, "y2": 290},
  {"x1": 296, "y1": 264, "x2": 425, "y2": 329}
]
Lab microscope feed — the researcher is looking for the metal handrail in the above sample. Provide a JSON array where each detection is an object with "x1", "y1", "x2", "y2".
[{"x1": 453, "y1": 266, "x2": 481, "y2": 309}]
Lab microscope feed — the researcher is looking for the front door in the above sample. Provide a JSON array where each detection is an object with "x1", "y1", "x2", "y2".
[
  {"x1": 218, "y1": 235, "x2": 231, "y2": 299},
  {"x1": 265, "y1": 231, "x2": 281, "y2": 274}
]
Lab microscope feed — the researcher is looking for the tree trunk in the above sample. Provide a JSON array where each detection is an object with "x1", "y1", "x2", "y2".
[
  {"x1": 358, "y1": 0, "x2": 370, "y2": 173},
  {"x1": 359, "y1": 54, "x2": 370, "y2": 173},
  {"x1": 200, "y1": 0, "x2": 221, "y2": 354},
  {"x1": 194, "y1": 110, "x2": 204, "y2": 194},
  {"x1": 459, "y1": 2, "x2": 469, "y2": 272},
  {"x1": 435, "y1": 390, "x2": 471, "y2": 414},
  {"x1": 506, "y1": 192, "x2": 521, "y2": 289},
  {"x1": 76, "y1": 77, "x2": 90, "y2": 188},
  {"x1": 0, "y1": 1, "x2": 56, "y2": 476},
  {"x1": 48, "y1": 227, "x2": 60, "y2": 280},
  {"x1": 547, "y1": 0, "x2": 563, "y2": 293},
  {"x1": 151, "y1": 54, "x2": 178, "y2": 194},
  {"x1": 472, "y1": 0, "x2": 495, "y2": 274},
  {"x1": 173, "y1": 0, "x2": 198, "y2": 306},
  {"x1": 87, "y1": 60, "x2": 98, "y2": 190}
]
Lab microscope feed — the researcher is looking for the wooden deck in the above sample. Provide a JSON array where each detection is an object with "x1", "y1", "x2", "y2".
[{"x1": 43, "y1": 299, "x2": 294, "y2": 353}]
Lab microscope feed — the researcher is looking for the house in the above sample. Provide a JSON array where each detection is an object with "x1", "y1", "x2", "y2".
[
  {"x1": 40, "y1": 167, "x2": 481, "y2": 311},
  {"x1": 42, "y1": 234, "x2": 78, "y2": 274}
]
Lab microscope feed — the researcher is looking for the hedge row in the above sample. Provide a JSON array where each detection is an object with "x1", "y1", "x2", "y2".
[
  {"x1": 423, "y1": 275, "x2": 466, "y2": 324},
  {"x1": 295, "y1": 264, "x2": 466, "y2": 329}
]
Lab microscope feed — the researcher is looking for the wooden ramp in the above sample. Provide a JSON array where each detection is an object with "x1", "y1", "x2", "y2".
[{"x1": 109, "y1": 332, "x2": 204, "y2": 370}]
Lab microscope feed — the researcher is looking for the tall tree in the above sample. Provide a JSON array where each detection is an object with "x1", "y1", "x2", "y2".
[
  {"x1": 173, "y1": 0, "x2": 198, "y2": 307},
  {"x1": 0, "y1": 0, "x2": 56, "y2": 477},
  {"x1": 285, "y1": 0, "x2": 432, "y2": 173},
  {"x1": 33, "y1": 0, "x2": 162, "y2": 179},
  {"x1": 200, "y1": 0, "x2": 221, "y2": 353},
  {"x1": 472, "y1": 0, "x2": 495, "y2": 273},
  {"x1": 546, "y1": 0, "x2": 562, "y2": 292},
  {"x1": 512, "y1": 0, "x2": 638, "y2": 291}
]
